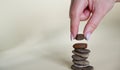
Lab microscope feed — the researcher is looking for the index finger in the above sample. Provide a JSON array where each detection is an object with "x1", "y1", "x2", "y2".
[{"x1": 70, "y1": 0, "x2": 88, "y2": 39}]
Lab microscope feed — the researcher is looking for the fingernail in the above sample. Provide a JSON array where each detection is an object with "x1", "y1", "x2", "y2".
[
  {"x1": 70, "y1": 33, "x2": 73, "y2": 41},
  {"x1": 85, "y1": 32, "x2": 91, "y2": 40}
]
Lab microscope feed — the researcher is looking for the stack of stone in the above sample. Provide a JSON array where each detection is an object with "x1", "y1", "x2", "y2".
[{"x1": 71, "y1": 34, "x2": 94, "y2": 70}]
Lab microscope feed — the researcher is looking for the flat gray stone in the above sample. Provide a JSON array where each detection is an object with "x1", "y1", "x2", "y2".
[
  {"x1": 72, "y1": 50, "x2": 89, "y2": 58},
  {"x1": 73, "y1": 60, "x2": 89, "y2": 66},
  {"x1": 75, "y1": 49, "x2": 90, "y2": 54},
  {"x1": 72, "y1": 55, "x2": 87, "y2": 61}
]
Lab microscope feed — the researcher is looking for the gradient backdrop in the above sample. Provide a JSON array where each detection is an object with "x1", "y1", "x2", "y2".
[{"x1": 0, "y1": 0, "x2": 120, "y2": 70}]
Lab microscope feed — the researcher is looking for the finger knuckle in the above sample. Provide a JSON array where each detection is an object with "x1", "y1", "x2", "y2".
[{"x1": 70, "y1": 11, "x2": 79, "y2": 18}]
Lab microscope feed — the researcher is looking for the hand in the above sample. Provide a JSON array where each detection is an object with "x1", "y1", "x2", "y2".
[{"x1": 70, "y1": 0, "x2": 116, "y2": 40}]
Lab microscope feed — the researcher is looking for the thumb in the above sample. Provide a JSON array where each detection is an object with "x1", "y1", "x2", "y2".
[{"x1": 83, "y1": 10, "x2": 106, "y2": 40}]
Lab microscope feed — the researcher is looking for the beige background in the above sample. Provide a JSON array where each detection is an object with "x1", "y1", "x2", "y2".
[{"x1": 0, "y1": 0, "x2": 120, "y2": 70}]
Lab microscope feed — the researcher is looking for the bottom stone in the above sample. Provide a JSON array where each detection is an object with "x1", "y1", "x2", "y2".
[{"x1": 71, "y1": 65, "x2": 94, "y2": 70}]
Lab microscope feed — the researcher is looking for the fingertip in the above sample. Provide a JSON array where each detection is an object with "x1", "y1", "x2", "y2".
[
  {"x1": 84, "y1": 31, "x2": 92, "y2": 40},
  {"x1": 71, "y1": 25, "x2": 78, "y2": 39}
]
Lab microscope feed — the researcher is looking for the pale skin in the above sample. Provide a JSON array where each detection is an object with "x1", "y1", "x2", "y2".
[{"x1": 70, "y1": 0, "x2": 120, "y2": 40}]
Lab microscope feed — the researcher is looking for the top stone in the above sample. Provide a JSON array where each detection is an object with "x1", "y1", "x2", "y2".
[{"x1": 75, "y1": 34, "x2": 85, "y2": 40}]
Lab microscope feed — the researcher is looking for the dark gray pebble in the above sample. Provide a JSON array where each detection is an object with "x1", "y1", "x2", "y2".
[
  {"x1": 73, "y1": 60, "x2": 89, "y2": 66},
  {"x1": 82, "y1": 66, "x2": 94, "y2": 70},
  {"x1": 71, "y1": 65, "x2": 94, "y2": 70},
  {"x1": 75, "y1": 49, "x2": 90, "y2": 54},
  {"x1": 73, "y1": 64, "x2": 89, "y2": 68},
  {"x1": 75, "y1": 34, "x2": 85, "y2": 40},
  {"x1": 72, "y1": 50, "x2": 89, "y2": 58},
  {"x1": 71, "y1": 65, "x2": 82, "y2": 70},
  {"x1": 72, "y1": 55, "x2": 87, "y2": 61}
]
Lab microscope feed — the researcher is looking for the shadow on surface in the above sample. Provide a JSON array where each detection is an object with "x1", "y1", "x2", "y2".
[{"x1": 41, "y1": 45, "x2": 72, "y2": 69}]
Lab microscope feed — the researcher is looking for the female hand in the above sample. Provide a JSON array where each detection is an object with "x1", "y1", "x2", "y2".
[{"x1": 70, "y1": 0, "x2": 116, "y2": 40}]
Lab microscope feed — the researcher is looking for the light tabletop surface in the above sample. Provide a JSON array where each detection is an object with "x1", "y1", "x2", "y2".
[{"x1": 0, "y1": 0, "x2": 120, "y2": 70}]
